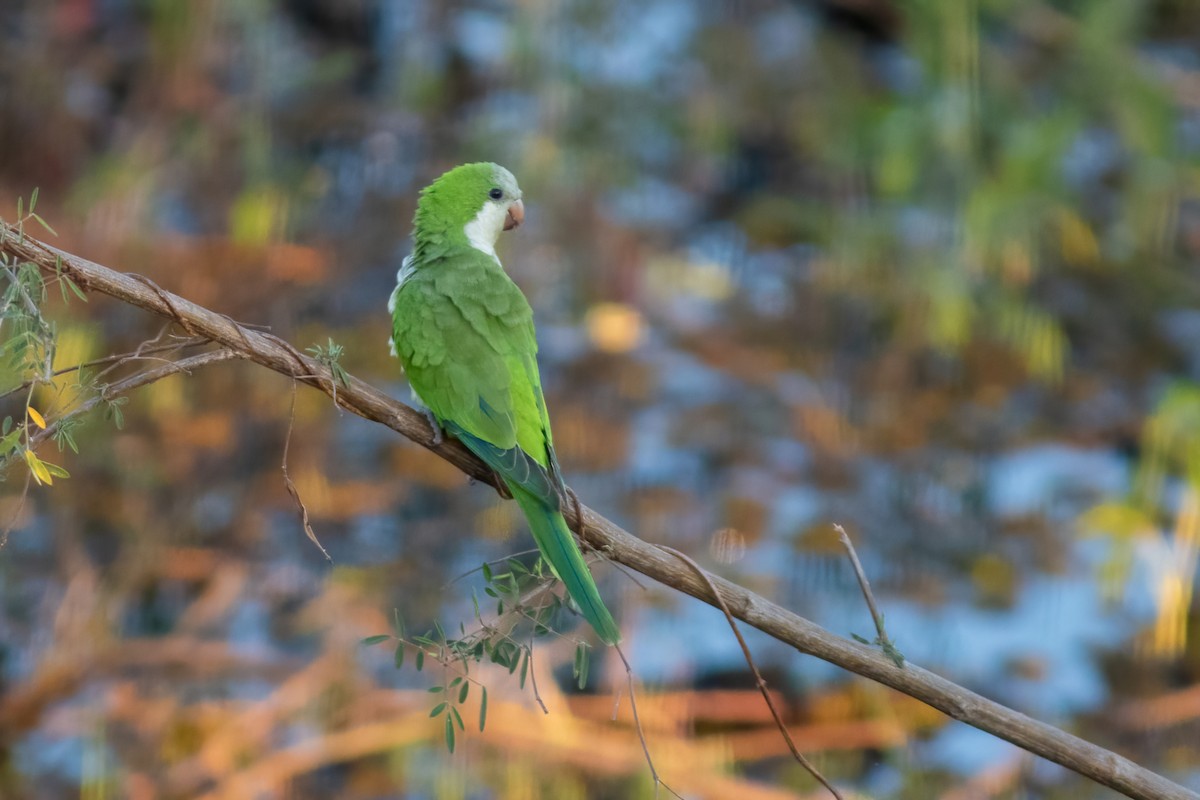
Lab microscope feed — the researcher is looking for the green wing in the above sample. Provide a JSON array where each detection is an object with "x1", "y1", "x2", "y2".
[{"x1": 391, "y1": 250, "x2": 562, "y2": 506}]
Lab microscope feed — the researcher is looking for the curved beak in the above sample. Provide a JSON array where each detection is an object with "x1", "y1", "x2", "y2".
[{"x1": 504, "y1": 199, "x2": 525, "y2": 232}]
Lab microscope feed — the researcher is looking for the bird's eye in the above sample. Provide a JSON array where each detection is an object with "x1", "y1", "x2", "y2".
[{"x1": 488, "y1": 188, "x2": 503, "y2": 200}]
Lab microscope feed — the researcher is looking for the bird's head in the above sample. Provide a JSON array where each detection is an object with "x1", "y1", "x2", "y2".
[{"x1": 414, "y1": 162, "x2": 525, "y2": 250}]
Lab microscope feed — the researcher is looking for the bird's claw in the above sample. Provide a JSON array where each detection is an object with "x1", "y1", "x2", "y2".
[
  {"x1": 470, "y1": 471, "x2": 512, "y2": 499},
  {"x1": 423, "y1": 408, "x2": 444, "y2": 446},
  {"x1": 566, "y1": 486, "x2": 586, "y2": 538}
]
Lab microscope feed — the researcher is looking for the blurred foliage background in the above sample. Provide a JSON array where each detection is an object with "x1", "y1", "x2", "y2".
[{"x1": 2, "y1": 0, "x2": 1200, "y2": 797}]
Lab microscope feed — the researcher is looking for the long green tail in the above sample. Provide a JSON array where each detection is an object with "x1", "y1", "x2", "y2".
[{"x1": 509, "y1": 484, "x2": 621, "y2": 644}]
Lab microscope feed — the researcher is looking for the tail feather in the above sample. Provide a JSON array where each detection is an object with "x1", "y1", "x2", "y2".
[{"x1": 509, "y1": 483, "x2": 621, "y2": 644}]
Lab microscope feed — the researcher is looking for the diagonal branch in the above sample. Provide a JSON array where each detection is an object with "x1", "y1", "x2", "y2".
[{"x1": 0, "y1": 224, "x2": 1194, "y2": 800}]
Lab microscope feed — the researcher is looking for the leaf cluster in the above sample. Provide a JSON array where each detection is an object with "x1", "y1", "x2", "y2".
[
  {"x1": 0, "y1": 195, "x2": 123, "y2": 493},
  {"x1": 361, "y1": 556, "x2": 595, "y2": 754}
]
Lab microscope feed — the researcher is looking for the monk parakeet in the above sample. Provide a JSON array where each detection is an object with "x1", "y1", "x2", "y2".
[{"x1": 388, "y1": 162, "x2": 621, "y2": 645}]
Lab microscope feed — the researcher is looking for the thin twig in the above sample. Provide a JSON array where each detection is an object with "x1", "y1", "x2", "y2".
[
  {"x1": 599, "y1": 556, "x2": 650, "y2": 591},
  {"x1": 526, "y1": 641, "x2": 549, "y2": 715},
  {"x1": 0, "y1": 337, "x2": 207, "y2": 402},
  {"x1": 835, "y1": 524, "x2": 904, "y2": 668},
  {"x1": 29, "y1": 349, "x2": 240, "y2": 449},
  {"x1": 0, "y1": 470, "x2": 30, "y2": 549},
  {"x1": 658, "y1": 545, "x2": 844, "y2": 800},
  {"x1": 92, "y1": 329, "x2": 203, "y2": 384},
  {"x1": 614, "y1": 643, "x2": 684, "y2": 800},
  {"x1": 282, "y1": 380, "x2": 331, "y2": 562},
  {"x1": 128, "y1": 274, "x2": 200, "y2": 337},
  {"x1": 443, "y1": 548, "x2": 542, "y2": 588},
  {"x1": 564, "y1": 474, "x2": 672, "y2": 796}
]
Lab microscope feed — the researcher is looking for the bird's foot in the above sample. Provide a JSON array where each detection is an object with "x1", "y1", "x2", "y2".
[
  {"x1": 566, "y1": 486, "x2": 587, "y2": 541},
  {"x1": 493, "y1": 472, "x2": 513, "y2": 500},
  {"x1": 423, "y1": 408, "x2": 444, "y2": 446}
]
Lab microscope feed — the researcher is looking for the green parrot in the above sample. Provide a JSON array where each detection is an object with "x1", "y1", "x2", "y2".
[{"x1": 388, "y1": 162, "x2": 621, "y2": 645}]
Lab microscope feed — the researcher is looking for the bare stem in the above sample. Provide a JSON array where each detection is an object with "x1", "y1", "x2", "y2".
[
  {"x1": 835, "y1": 524, "x2": 904, "y2": 669},
  {"x1": 29, "y1": 349, "x2": 240, "y2": 450},
  {"x1": 614, "y1": 643, "x2": 684, "y2": 800},
  {"x1": 658, "y1": 545, "x2": 844, "y2": 800},
  {"x1": 282, "y1": 380, "x2": 332, "y2": 562},
  {"x1": 0, "y1": 335, "x2": 207, "y2": 402},
  {"x1": 526, "y1": 642, "x2": 549, "y2": 715}
]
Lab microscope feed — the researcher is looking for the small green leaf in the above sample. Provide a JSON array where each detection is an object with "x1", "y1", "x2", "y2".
[
  {"x1": 430, "y1": 702, "x2": 447, "y2": 718},
  {"x1": 2, "y1": 416, "x2": 11, "y2": 435},
  {"x1": 333, "y1": 363, "x2": 349, "y2": 388},
  {"x1": 394, "y1": 641, "x2": 405, "y2": 669},
  {"x1": 448, "y1": 676, "x2": 462, "y2": 689},
  {"x1": 496, "y1": 642, "x2": 514, "y2": 669},
  {"x1": 479, "y1": 687, "x2": 488, "y2": 731},
  {"x1": 882, "y1": 641, "x2": 906, "y2": 669},
  {"x1": 502, "y1": 647, "x2": 515, "y2": 670},
  {"x1": 361, "y1": 634, "x2": 391, "y2": 647},
  {"x1": 850, "y1": 633, "x2": 870, "y2": 645},
  {"x1": 415, "y1": 649, "x2": 425, "y2": 671},
  {"x1": 519, "y1": 649, "x2": 529, "y2": 689},
  {"x1": 42, "y1": 462, "x2": 70, "y2": 479},
  {"x1": 481, "y1": 562, "x2": 492, "y2": 582},
  {"x1": 573, "y1": 642, "x2": 591, "y2": 690},
  {"x1": 450, "y1": 705, "x2": 464, "y2": 731},
  {"x1": 0, "y1": 431, "x2": 18, "y2": 456},
  {"x1": 444, "y1": 715, "x2": 456, "y2": 753},
  {"x1": 31, "y1": 214, "x2": 57, "y2": 237},
  {"x1": 25, "y1": 450, "x2": 52, "y2": 485},
  {"x1": 458, "y1": 681, "x2": 469, "y2": 704},
  {"x1": 428, "y1": 685, "x2": 444, "y2": 693},
  {"x1": 64, "y1": 275, "x2": 87, "y2": 302}
]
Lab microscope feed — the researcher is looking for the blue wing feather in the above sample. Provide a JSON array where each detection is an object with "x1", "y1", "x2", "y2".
[{"x1": 444, "y1": 419, "x2": 561, "y2": 510}]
